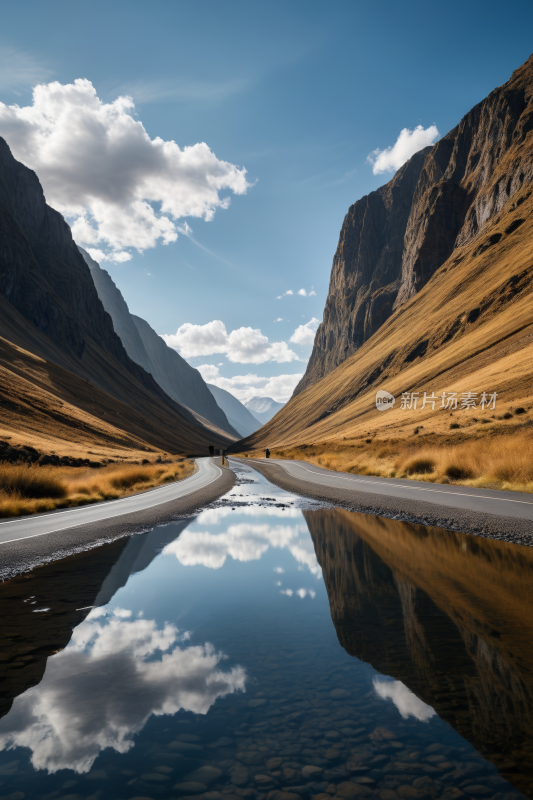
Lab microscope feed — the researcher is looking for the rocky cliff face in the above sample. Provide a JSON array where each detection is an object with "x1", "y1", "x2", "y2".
[
  {"x1": 79, "y1": 247, "x2": 238, "y2": 437},
  {"x1": 296, "y1": 53, "x2": 533, "y2": 395}
]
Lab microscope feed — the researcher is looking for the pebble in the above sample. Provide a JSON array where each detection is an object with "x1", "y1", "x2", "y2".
[
  {"x1": 231, "y1": 766, "x2": 250, "y2": 786},
  {"x1": 174, "y1": 782, "x2": 209, "y2": 794},
  {"x1": 461, "y1": 786, "x2": 492, "y2": 797},
  {"x1": 330, "y1": 689, "x2": 351, "y2": 699},
  {"x1": 141, "y1": 773, "x2": 170, "y2": 782},
  {"x1": 335, "y1": 782, "x2": 372, "y2": 797},
  {"x1": 302, "y1": 766, "x2": 324, "y2": 779},
  {"x1": 185, "y1": 767, "x2": 223, "y2": 785},
  {"x1": 249, "y1": 699, "x2": 268, "y2": 708}
]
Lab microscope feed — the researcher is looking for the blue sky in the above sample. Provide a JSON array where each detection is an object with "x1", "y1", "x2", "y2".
[{"x1": 0, "y1": 0, "x2": 531, "y2": 401}]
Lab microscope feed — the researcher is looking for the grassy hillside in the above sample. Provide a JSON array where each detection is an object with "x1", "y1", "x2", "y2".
[{"x1": 235, "y1": 184, "x2": 533, "y2": 491}]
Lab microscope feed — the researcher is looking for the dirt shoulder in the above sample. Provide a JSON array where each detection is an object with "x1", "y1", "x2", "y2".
[
  {"x1": 244, "y1": 458, "x2": 533, "y2": 547},
  {"x1": 0, "y1": 460, "x2": 236, "y2": 580}
]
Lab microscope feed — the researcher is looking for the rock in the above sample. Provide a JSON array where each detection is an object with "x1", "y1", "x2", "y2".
[
  {"x1": 378, "y1": 792, "x2": 400, "y2": 800},
  {"x1": 184, "y1": 767, "x2": 223, "y2": 785},
  {"x1": 302, "y1": 767, "x2": 324, "y2": 779},
  {"x1": 461, "y1": 787, "x2": 492, "y2": 797},
  {"x1": 324, "y1": 749, "x2": 340, "y2": 761},
  {"x1": 231, "y1": 766, "x2": 250, "y2": 786},
  {"x1": 329, "y1": 689, "x2": 351, "y2": 699},
  {"x1": 173, "y1": 782, "x2": 209, "y2": 794},
  {"x1": 141, "y1": 773, "x2": 170, "y2": 782},
  {"x1": 325, "y1": 732, "x2": 341, "y2": 741},
  {"x1": 266, "y1": 793, "x2": 303, "y2": 800},
  {"x1": 267, "y1": 758, "x2": 285, "y2": 771},
  {"x1": 396, "y1": 787, "x2": 421, "y2": 799},
  {"x1": 336, "y1": 782, "x2": 372, "y2": 797},
  {"x1": 256, "y1": 775, "x2": 277, "y2": 786},
  {"x1": 202, "y1": 793, "x2": 225, "y2": 800}
]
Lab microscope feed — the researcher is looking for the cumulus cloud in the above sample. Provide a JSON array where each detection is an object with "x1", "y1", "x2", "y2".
[
  {"x1": 197, "y1": 506, "x2": 300, "y2": 525},
  {"x1": 274, "y1": 566, "x2": 285, "y2": 574},
  {"x1": 196, "y1": 365, "x2": 302, "y2": 403},
  {"x1": 164, "y1": 522, "x2": 321, "y2": 578},
  {"x1": 373, "y1": 678, "x2": 436, "y2": 721},
  {"x1": 0, "y1": 612, "x2": 245, "y2": 774},
  {"x1": 290, "y1": 317, "x2": 320, "y2": 346},
  {"x1": 277, "y1": 290, "x2": 294, "y2": 299},
  {"x1": 367, "y1": 125, "x2": 439, "y2": 175},
  {"x1": 162, "y1": 320, "x2": 299, "y2": 364},
  {"x1": 0, "y1": 79, "x2": 251, "y2": 261},
  {"x1": 280, "y1": 589, "x2": 294, "y2": 596}
]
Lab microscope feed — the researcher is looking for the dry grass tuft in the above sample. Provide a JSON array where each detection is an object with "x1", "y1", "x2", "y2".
[{"x1": 0, "y1": 459, "x2": 195, "y2": 518}]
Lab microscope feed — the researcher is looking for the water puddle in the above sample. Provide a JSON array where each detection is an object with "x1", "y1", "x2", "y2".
[{"x1": 0, "y1": 463, "x2": 532, "y2": 799}]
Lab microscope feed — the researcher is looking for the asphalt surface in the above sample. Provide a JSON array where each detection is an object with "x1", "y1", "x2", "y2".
[
  {"x1": 242, "y1": 458, "x2": 533, "y2": 545},
  {"x1": 0, "y1": 458, "x2": 236, "y2": 580}
]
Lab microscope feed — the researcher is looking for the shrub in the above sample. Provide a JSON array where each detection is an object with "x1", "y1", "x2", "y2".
[
  {"x1": 503, "y1": 412, "x2": 513, "y2": 420},
  {"x1": 450, "y1": 422, "x2": 460, "y2": 430},
  {"x1": 109, "y1": 467, "x2": 152, "y2": 489},
  {"x1": 0, "y1": 464, "x2": 67, "y2": 499},
  {"x1": 404, "y1": 457, "x2": 435, "y2": 475},
  {"x1": 445, "y1": 464, "x2": 473, "y2": 480},
  {"x1": 515, "y1": 407, "x2": 526, "y2": 415}
]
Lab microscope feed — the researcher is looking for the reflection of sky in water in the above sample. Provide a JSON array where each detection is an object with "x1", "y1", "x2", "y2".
[
  {"x1": 0, "y1": 465, "x2": 518, "y2": 798},
  {"x1": 373, "y1": 677, "x2": 436, "y2": 721},
  {"x1": 0, "y1": 606, "x2": 245, "y2": 774}
]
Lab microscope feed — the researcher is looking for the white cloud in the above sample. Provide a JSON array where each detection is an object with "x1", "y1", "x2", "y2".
[
  {"x1": 373, "y1": 678, "x2": 435, "y2": 721},
  {"x1": 290, "y1": 317, "x2": 320, "y2": 346},
  {"x1": 164, "y1": 522, "x2": 321, "y2": 578},
  {"x1": 277, "y1": 290, "x2": 294, "y2": 299},
  {"x1": 280, "y1": 589, "x2": 294, "y2": 596},
  {"x1": 0, "y1": 613, "x2": 245, "y2": 774},
  {"x1": 197, "y1": 506, "x2": 300, "y2": 525},
  {"x1": 298, "y1": 288, "x2": 307, "y2": 297},
  {"x1": 309, "y1": 290, "x2": 316, "y2": 296},
  {"x1": 275, "y1": 317, "x2": 283, "y2": 322},
  {"x1": 296, "y1": 588, "x2": 316, "y2": 599},
  {"x1": 162, "y1": 320, "x2": 299, "y2": 364},
  {"x1": 0, "y1": 79, "x2": 251, "y2": 260},
  {"x1": 197, "y1": 365, "x2": 302, "y2": 403},
  {"x1": 87, "y1": 247, "x2": 132, "y2": 264},
  {"x1": 367, "y1": 125, "x2": 439, "y2": 175}
]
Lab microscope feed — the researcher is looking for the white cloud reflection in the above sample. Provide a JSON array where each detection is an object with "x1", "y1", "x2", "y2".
[
  {"x1": 164, "y1": 521, "x2": 321, "y2": 578},
  {"x1": 0, "y1": 609, "x2": 246, "y2": 774},
  {"x1": 373, "y1": 678, "x2": 435, "y2": 722}
]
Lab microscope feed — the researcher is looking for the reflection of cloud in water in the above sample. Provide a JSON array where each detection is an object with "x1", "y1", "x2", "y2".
[
  {"x1": 165, "y1": 523, "x2": 322, "y2": 578},
  {"x1": 373, "y1": 678, "x2": 435, "y2": 721},
  {"x1": 197, "y1": 506, "x2": 301, "y2": 524},
  {"x1": 0, "y1": 609, "x2": 246, "y2": 775},
  {"x1": 296, "y1": 588, "x2": 316, "y2": 599},
  {"x1": 280, "y1": 589, "x2": 293, "y2": 596}
]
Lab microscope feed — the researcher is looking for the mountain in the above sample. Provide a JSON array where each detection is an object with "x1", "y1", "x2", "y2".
[
  {"x1": 234, "y1": 54, "x2": 533, "y2": 453},
  {"x1": 207, "y1": 384, "x2": 261, "y2": 438},
  {"x1": 305, "y1": 508, "x2": 533, "y2": 796},
  {"x1": 244, "y1": 396, "x2": 285, "y2": 424},
  {"x1": 79, "y1": 247, "x2": 239, "y2": 438},
  {"x1": 0, "y1": 136, "x2": 235, "y2": 457},
  {"x1": 296, "y1": 53, "x2": 533, "y2": 397}
]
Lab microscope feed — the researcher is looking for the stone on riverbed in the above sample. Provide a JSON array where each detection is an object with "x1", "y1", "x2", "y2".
[
  {"x1": 173, "y1": 781, "x2": 208, "y2": 794},
  {"x1": 302, "y1": 766, "x2": 323, "y2": 779}
]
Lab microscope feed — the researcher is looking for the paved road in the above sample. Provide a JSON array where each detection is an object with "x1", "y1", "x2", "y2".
[
  {"x1": 244, "y1": 458, "x2": 533, "y2": 522},
  {"x1": 0, "y1": 458, "x2": 221, "y2": 546}
]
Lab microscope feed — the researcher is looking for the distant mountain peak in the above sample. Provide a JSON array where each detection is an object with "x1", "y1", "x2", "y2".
[{"x1": 244, "y1": 396, "x2": 284, "y2": 423}]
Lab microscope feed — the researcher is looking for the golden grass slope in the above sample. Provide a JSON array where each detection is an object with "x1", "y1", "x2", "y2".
[
  {"x1": 236, "y1": 185, "x2": 533, "y2": 490},
  {"x1": 0, "y1": 459, "x2": 195, "y2": 518}
]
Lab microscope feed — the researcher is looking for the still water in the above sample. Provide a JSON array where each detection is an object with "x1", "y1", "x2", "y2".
[{"x1": 1, "y1": 463, "x2": 533, "y2": 800}]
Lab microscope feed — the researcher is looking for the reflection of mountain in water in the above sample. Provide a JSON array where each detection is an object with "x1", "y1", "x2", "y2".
[
  {"x1": 304, "y1": 509, "x2": 533, "y2": 795},
  {"x1": 0, "y1": 520, "x2": 193, "y2": 722}
]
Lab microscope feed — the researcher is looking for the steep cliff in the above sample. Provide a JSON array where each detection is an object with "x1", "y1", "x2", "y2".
[
  {"x1": 79, "y1": 247, "x2": 239, "y2": 437},
  {"x1": 296, "y1": 53, "x2": 533, "y2": 395},
  {"x1": 236, "y1": 54, "x2": 533, "y2": 453},
  {"x1": 0, "y1": 137, "x2": 236, "y2": 454}
]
